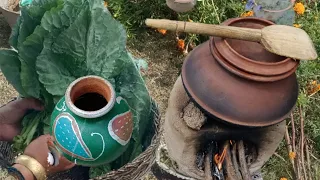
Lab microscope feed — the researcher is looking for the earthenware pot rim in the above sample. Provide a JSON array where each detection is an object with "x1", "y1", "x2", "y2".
[
  {"x1": 65, "y1": 75, "x2": 116, "y2": 119},
  {"x1": 210, "y1": 37, "x2": 299, "y2": 82},
  {"x1": 212, "y1": 17, "x2": 298, "y2": 77}
]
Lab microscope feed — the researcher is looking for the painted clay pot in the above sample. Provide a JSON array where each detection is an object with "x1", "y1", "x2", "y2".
[
  {"x1": 50, "y1": 75, "x2": 133, "y2": 167},
  {"x1": 182, "y1": 17, "x2": 299, "y2": 128}
]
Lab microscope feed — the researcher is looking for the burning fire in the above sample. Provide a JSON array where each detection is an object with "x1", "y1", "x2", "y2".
[{"x1": 214, "y1": 141, "x2": 230, "y2": 170}]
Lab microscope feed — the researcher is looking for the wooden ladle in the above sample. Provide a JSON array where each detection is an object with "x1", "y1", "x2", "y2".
[{"x1": 145, "y1": 19, "x2": 318, "y2": 60}]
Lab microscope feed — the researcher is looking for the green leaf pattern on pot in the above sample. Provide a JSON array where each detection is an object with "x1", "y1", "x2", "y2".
[{"x1": 53, "y1": 113, "x2": 96, "y2": 160}]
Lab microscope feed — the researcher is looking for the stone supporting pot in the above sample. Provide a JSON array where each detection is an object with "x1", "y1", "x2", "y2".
[{"x1": 50, "y1": 75, "x2": 133, "y2": 167}]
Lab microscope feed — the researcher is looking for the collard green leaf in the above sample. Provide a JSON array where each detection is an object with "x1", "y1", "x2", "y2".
[
  {"x1": 36, "y1": 38, "x2": 76, "y2": 96},
  {"x1": 116, "y1": 53, "x2": 152, "y2": 142},
  {"x1": 27, "y1": 0, "x2": 62, "y2": 19},
  {"x1": 18, "y1": 26, "x2": 48, "y2": 99},
  {"x1": 50, "y1": 5, "x2": 90, "y2": 77},
  {"x1": 0, "y1": 49, "x2": 26, "y2": 96},
  {"x1": 17, "y1": 9, "x2": 41, "y2": 50},
  {"x1": 9, "y1": 17, "x2": 22, "y2": 50},
  {"x1": 85, "y1": 0, "x2": 128, "y2": 79},
  {"x1": 20, "y1": 61, "x2": 41, "y2": 98},
  {"x1": 14, "y1": 0, "x2": 61, "y2": 98},
  {"x1": 17, "y1": 0, "x2": 60, "y2": 46}
]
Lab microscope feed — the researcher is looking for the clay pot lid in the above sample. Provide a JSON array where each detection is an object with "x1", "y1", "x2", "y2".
[
  {"x1": 210, "y1": 37, "x2": 299, "y2": 82},
  {"x1": 181, "y1": 17, "x2": 299, "y2": 128},
  {"x1": 213, "y1": 17, "x2": 299, "y2": 79}
]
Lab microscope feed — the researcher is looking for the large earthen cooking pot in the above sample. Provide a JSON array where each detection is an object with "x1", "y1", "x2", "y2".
[{"x1": 182, "y1": 17, "x2": 299, "y2": 128}]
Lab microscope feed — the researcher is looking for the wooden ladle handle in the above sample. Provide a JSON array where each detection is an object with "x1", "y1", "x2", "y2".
[{"x1": 145, "y1": 19, "x2": 262, "y2": 42}]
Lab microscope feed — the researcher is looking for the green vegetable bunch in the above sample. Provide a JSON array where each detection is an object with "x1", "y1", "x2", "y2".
[{"x1": 0, "y1": 0, "x2": 153, "y2": 176}]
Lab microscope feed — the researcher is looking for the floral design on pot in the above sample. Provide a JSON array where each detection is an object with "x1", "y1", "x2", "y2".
[{"x1": 50, "y1": 75, "x2": 133, "y2": 167}]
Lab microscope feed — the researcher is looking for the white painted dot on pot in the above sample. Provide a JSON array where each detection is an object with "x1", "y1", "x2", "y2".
[{"x1": 47, "y1": 152, "x2": 54, "y2": 166}]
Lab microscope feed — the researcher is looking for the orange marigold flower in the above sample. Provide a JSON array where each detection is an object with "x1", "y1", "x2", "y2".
[
  {"x1": 280, "y1": 178, "x2": 288, "y2": 180},
  {"x1": 294, "y1": 2, "x2": 305, "y2": 15},
  {"x1": 307, "y1": 80, "x2": 320, "y2": 96},
  {"x1": 157, "y1": 29, "x2": 167, "y2": 35},
  {"x1": 289, "y1": 151, "x2": 296, "y2": 160},
  {"x1": 293, "y1": 24, "x2": 301, "y2": 28},
  {"x1": 104, "y1": 1, "x2": 108, "y2": 7},
  {"x1": 177, "y1": 39, "x2": 185, "y2": 51},
  {"x1": 241, "y1": 11, "x2": 254, "y2": 17}
]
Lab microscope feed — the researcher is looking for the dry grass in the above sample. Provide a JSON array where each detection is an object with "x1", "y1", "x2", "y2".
[{"x1": 128, "y1": 31, "x2": 184, "y2": 116}]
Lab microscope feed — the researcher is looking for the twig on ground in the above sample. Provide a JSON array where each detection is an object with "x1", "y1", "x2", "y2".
[
  {"x1": 273, "y1": 152, "x2": 287, "y2": 163},
  {"x1": 285, "y1": 125, "x2": 296, "y2": 177},
  {"x1": 299, "y1": 105, "x2": 307, "y2": 180},
  {"x1": 290, "y1": 113, "x2": 296, "y2": 153},
  {"x1": 310, "y1": 152, "x2": 320, "y2": 162},
  {"x1": 296, "y1": 137, "x2": 302, "y2": 180},
  {"x1": 305, "y1": 142, "x2": 312, "y2": 180}
]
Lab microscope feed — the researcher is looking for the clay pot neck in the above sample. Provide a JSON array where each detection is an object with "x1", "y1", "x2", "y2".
[{"x1": 65, "y1": 76, "x2": 115, "y2": 119}]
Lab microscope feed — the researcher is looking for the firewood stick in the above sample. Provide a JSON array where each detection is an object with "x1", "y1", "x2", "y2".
[
  {"x1": 224, "y1": 146, "x2": 238, "y2": 180},
  {"x1": 290, "y1": 113, "x2": 296, "y2": 153},
  {"x1": 305, "y1": 142, "x2": 312, "y2": 180},
  {"x1": 204, "y1": 154, "x2": 213, "y2": 180},
  {"x1": 231, "y1": 143, "x2": 242, "y2": 179},
  {"x1": 285, "y1": 126, "x2": 296, "y2": 176},
  {"x1": 296, "y1": 137, "x2": 302, "y2": 180},
  {"x1": 238, "y1": 141, "x2": 250, "y2": 180},
  {"x1": 299, "y1": 105, "x2": 307, "y2": 180}
]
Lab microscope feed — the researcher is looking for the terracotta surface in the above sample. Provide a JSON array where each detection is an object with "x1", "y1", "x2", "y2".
[
  {"x1": 69, "y1": 77, "x2": 113, "y2": 104},
  {"x1": 181, "y1": 17, "x2": 299, "y2": 127}
]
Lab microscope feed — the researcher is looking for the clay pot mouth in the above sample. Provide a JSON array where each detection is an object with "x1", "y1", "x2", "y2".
[
  {"x1": 65, "y1": 75, "x2": 115, "y2": 119},
  {"x1": 212, "y1": 17, "x2": 299, "y2": 78}
]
